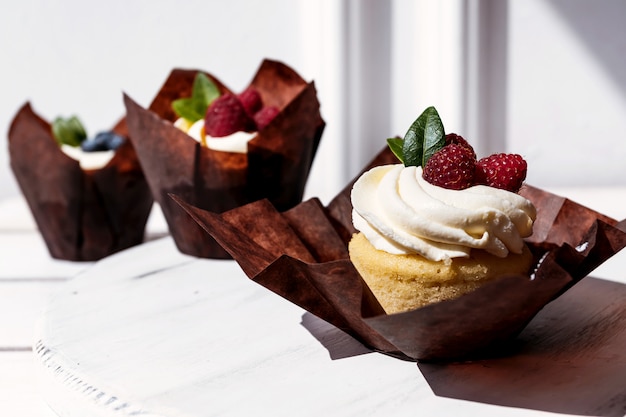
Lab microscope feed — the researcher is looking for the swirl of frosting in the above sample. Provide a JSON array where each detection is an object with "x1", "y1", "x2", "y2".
[{"x1": 351, "y1": 164, "x2": 536, "y2": 262}]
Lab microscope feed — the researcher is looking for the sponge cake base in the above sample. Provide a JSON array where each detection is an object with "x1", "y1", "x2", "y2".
[{"x1": 348, "y1": 232, "x2": 534, "y2": 314}]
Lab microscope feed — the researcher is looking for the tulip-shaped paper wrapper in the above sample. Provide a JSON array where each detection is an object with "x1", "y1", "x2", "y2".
[
  {"x1": 8, "y1": 103, "x2": 153, "y2": 261},
  {"x1": 173, "y1": 147, "x2": 626, "y2": 361},
  {"x1": 124, "y1": 59, "x2": 325, "y2": 259}
]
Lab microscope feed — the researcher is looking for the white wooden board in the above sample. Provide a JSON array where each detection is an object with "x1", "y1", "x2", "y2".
[{"x1": 34, "y1": 237, "x2": 591, "y2": 417}]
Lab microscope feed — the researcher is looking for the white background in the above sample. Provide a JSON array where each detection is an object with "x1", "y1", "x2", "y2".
[{"x1": 1, "y1": 0, "x2": 626, "y2": 205}]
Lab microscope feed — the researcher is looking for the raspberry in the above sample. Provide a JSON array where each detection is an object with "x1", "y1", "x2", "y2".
[
  {"x1": 423, "y1": 144, "x2": 477, "y2": 190},
  {"x1": 475, "y1": 153, "x2": 527, "y2": 192},
  {"x1": 237, "y1": 86, "x2": 263, "y2": 116},
  {"x1": 445, "y1": 133, "x2": 476, "y2": 159},
  {"x1": 204, "y1": 93, "x2": 256, "y2": 137},
  {"x1": 254, "y1": 106, "x2": 280, "y2": 130}
]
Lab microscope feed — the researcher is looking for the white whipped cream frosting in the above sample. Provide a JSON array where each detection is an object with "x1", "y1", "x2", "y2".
[
  {"x1": 351, "y1": 164, "x2": 536, "y2": 262},
  {"x1": 174, "y1": 118, "x2": 255, "y2": 154},
  {"x1": 60, "y1": 145, "x2": 115, "y2": 170}
]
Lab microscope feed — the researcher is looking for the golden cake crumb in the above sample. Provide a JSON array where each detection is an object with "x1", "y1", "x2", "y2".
[{"x1": 348, "y1": 232, "x2": 533, "y2": 314}]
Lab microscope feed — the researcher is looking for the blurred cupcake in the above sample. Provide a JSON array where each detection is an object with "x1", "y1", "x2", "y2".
[
  {"x1": 8, "y1": 102, "x2": 153, "y2": 261},
  {"x1": 124, "y1": 59, "x2": 325, "y2": 258}
]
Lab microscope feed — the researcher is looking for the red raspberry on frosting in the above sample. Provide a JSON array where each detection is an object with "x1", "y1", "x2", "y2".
[
  {"x1": 422, "y1": 144, "x2": 477, "y2": 190},
  {"x1": 445, "y1": 133, "x2": 476, "y2": 159},
  {"x1": 254, "y1": 106, "x2": 280, "y2": 131},
  {"x1": 475, "y1": 153, "x2": 527, "y2": 192},
  {"x1": 237, "y1": 87, "x2": 263, "y2": 117},
  {"x1": 204, "y1": 93, "x2": 256, "y2": 137}
]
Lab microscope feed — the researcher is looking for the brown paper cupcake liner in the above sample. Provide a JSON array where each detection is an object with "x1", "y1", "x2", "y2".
[
  {"x1": 124, "y1": 59, "x2": 325, "y2": 259},
  {"x1": 414, "y1": 275, "x2": 626, "y2": 416},
  {"x1": 8, "y1": 102, "x2": 153, "y2": 261},
  {"x1": 172, "y1": 146, "x2": 626, "y2": 361}
]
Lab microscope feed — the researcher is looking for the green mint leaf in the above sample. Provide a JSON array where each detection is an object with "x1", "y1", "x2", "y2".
[
  {"x1": 386, "y1": 138, "x2": 405, "y2": 164},
  {"x1": 420, "y1": 107, "x2": 445, "y2": 166},
  {"x1": 194, "y1": 72, "x2": 220, "y2": 107},
  {"x1": 52, "y1": 115, "x2": 87, "y2": 147},
  {"x1": 401, "y1": 106, "x2": 445, "y2": 167},
  {"x1": 402, "y1": 125, "x2": 421, "y2": 167},
  {"x1": 172, "y1": 98, "x2": 201, "y2": 121},
  {"x1": 172, "y1": 72, "x2": 220, "y2": 122}
]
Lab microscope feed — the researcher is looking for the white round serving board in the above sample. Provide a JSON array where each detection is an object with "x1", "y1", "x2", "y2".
[{"x1": 34, "y1": 237, "x2": 569, "y2": 417}]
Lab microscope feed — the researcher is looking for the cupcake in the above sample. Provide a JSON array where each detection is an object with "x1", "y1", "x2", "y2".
[
  {"x1": 172, "y1": 143, "x2": 626, "y2": 361},
  {"x1": 348, "y1": 107, "x2": 536, "y2": 313},
  {"x1": 124, "y1": 59, "x2": 325, "y2": 258},
  {"x1": 8, "y1": 102, "x2": 153, "y2": 261}
]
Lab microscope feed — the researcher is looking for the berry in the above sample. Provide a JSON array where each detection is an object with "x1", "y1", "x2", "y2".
[
  {"x1": 254, "y1": 106, "x2": 280, "y2": 130},
  {"x1": 423, "y1": 144, "x2": 476, "y2": 190},
  {"x1": 204, "y1": 93, "x2": 256, "y2": 137},
  {"x1": 238, "y1": 86, "x2": 263, "y2": 116},
  {"x1": 445, "y1": 133, "x2": 476, "y2": 159},
  {"x1": 81, "y1": 131, "x2": 124, "y2": 152},
  {"x1": 475, "y1": 153, "x2": 527, "y2": 192}
]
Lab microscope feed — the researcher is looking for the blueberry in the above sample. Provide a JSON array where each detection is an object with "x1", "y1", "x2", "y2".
[{"x1": 81, "y1": 131, "x2": 125, "y2": 152}]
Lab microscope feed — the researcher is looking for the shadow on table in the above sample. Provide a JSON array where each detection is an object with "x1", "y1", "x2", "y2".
[
  {"x1": 302, "y1": 277, "x2": 626, "y2": 416},
  {"x1": 300, "y1": 313, "x2": 372, "y2": 360},
  {"x1": 419, "y1": 276, "x2": 626, "y2": 417}
]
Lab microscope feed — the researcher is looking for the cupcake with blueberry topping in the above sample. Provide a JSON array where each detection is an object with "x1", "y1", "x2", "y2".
[{"x1": 8, "y1": 103, "x2": 153, "y2": 261}]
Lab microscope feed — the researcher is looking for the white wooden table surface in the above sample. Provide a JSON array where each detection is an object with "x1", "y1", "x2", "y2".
[
  {"x1": 0, "y1": 197, "x2": 167, "y2": 416},
  {"x1": 2, "y1": 187, "x2": 626, "y2": 417}
]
